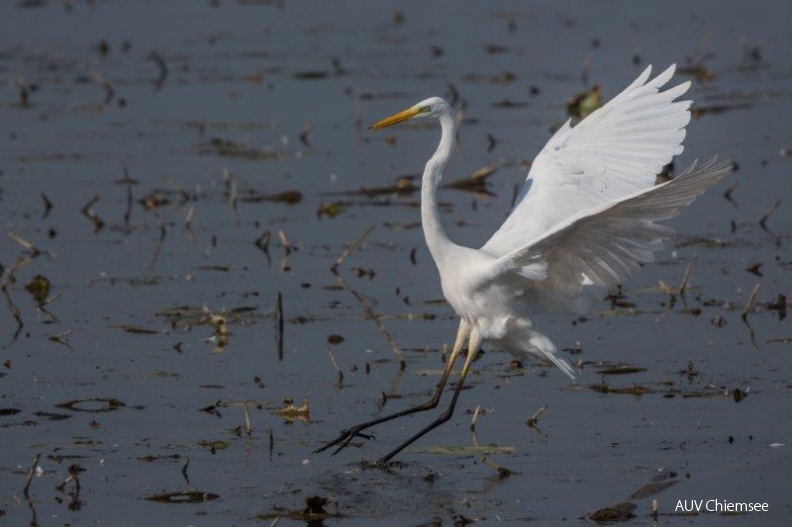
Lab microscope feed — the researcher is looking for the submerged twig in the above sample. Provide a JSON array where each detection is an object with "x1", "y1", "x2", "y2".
[
  {"x1": 2, "y1": 258, "x2": 33, "y2": 343},
  {"x1": 119, "y1": 164, "x2": 135, "y2": 231},
  {"x1": 81, "y1": 195, "x2": 105, "y2": 232},
  {"x1": 181, "y1": 457, "x2": 190, "y2": 485},
  {"x1": 147, "y1": 50, "x2": 168, "y2": 90},
  {"x1": 741, "y1": 282, "x2": 762, "y2": 352},
  {"x1": 741, "y1": 282, "x2": 761, "y2": 321},
  {"x1": 90, "y1": 68, "x2": 115, "y2": 104},
  {"x1": 758, "y1": 199, "x2": 780, "y2": 233},
  {"x1": 184, "y1": 205, "x2": 195, "y2": 243},
  {"x1": 299, "y1": 123, "x2": 313, "y2": 147},
  {"x1": 243, "y1": 401, "x2": 252, "y2": 435},
  {"x1": 678, "y1": 262, "x2": 693, "y2": 298},
  {"x1": 275, "y1": 291, "x2": 284, "y2": 361},
  {"x1": 2, "y1": 285, "x2": 23, "y2": 344},
  {"x1": 332, "y1": 225, "x2": 375, "y2": 274},
  {"x1": 526, "y1": 405, "x2": 547, "y2": 428},
  {"x1": 277, "y1": 230, "x2": 295, "y2": 272},
  {"x1": 41, "y1": 193, "x2": 53, "y2": 218},
  {"x1": 48, "y1": 329, "x2": 74, "y2": 351},
  {"x1": 8, "y1": 231, "x2": 41, "y2": 257},
  {"x1": 327, "y1": 350, "x2": 344, "y2": 386},
  {"x1": 481, "y1": 456, "x2": 515, "y2": 479},
  {"x1": 470, "y1": 404, "x2": 481, "y2": 432},
  {"x1": 336, "y1": 274, "x2": 405, "y2": 368},
  {"x1": 23, "y1": 452, "x2": 42, "y2": 498}
]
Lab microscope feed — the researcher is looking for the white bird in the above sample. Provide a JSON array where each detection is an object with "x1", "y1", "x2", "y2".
[{"x1": 316, "y1": 64, "x2": 731, "y2": 464}]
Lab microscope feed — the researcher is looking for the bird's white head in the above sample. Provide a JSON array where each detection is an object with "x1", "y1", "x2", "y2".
[{"x1": 369, "y1": 96, "x2": 452, "y2": 131}]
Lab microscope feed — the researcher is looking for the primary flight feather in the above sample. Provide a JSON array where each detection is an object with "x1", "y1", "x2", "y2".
[{"x1": 316, "y1": 64, "x2": 731, "y2": 463}]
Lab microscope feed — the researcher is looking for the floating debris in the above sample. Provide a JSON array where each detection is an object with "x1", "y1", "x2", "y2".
[
  {"x1": 238, "y1": 189, "x2": 303, "y2": 204},
  {"x1": 199, "y1": 137, "x2": 283, "y2": 160},
  {"x1": 145, "y1": 491, "x2": 220, "y2": 503},
  {"x1": 317, "y1": 201, "x2": 348, "y2": 218},
  {"x1": 445, "y1": 165, "x2": 497, "y2": 195},
  {"x1": 198, "y1": 439, "x2": 230, "y2": 452},
  {"x1": 732, "y1": 387, "x2": 749, "y2": 403},
  {"x1": 332, "y1": 225, "x2": 375, "y2": 273},
  {"x1": 293, "y1": 70, "x2": 329, "y2": 80},
  {"x1": 587, "y1": 501, "x2": 637, "y2": 523},
  {"x1": 758, "y1": 199, "x2": 780, "y2": 232},
  {"x1": 567, "y1": 85, "x2": 601, "y2": 119},
  {"x1": 23, "y1": 452, "x2": 42, "y2": 499},
  {"x1": 115, "y1": 324, "x2": 158, "y2": 335},
  {"x1": 209, "y1": 312, "x2": 229, "y2": 337},
  {"x1": 482, "y1": 456, "x2": 516, "y2": 479},
  {"x1": 24, "y1": 275, "x2": 50, "y2": 304},
  {"x1": 768, "y1": 293, "x2": 787, "y2": 321},
  {"x1": 630, "y1": 474, "x2": 679, "y2": 499},
  {"x1": 257, "y1": 495, "x2": 342, "y2": 522},
  {"x1": 491, "y1": 98, "x2": 528, "y2": 108},
  {"x1": 275, "y1": 291, "x2": 284, "y2": 361},
  {"x1": 462, "y1": 71, "x2": 516, "y2": 85},
  {"x1": 56, "y1": 398, "x2": 126, "y2": 413},
  {"x1": 590, "y1": 384, "x2": 654, "y2": 396},
  {"x1": 410, "y1": 445, "x2": 515, "y2": 455},
  {"x1": 89, "y1": 68, "x2": 115, "y2": 104},
  {"x1": 147, "y1": 50, "x2": 168, "y2": 90},
  {"x1": 299, "y1": 123, "x2": 313, "y2": 146},
  {"x1": 80, "y1": 194, "x2": 104, "y2": 234},
  {"x1": 521, "y1": 402, "x2": 545, "y2": 427},
  {"x1": 274, "y1": 398, "x2": 310, "y2": 419},
  {"x1": 136, "y1": 454, "x2": 182, "y2": 462},
  {"x1": 596, "y1": 365, "x2": 647, "y2": 376}
]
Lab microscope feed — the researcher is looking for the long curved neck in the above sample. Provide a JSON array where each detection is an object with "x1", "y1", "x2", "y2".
[{"x1": 422, "y1": 112, "x2": 457, "y2": 266}]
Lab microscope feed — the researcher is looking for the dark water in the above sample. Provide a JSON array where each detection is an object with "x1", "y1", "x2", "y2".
[{"x1": 1, "y1": 1, "x2": 790, "y2": 525}]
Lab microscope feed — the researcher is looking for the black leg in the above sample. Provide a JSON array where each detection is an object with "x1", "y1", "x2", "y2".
[
  {"x1": 377, "y1": 328, "x2": 481, "y2": 465},
  {"x1": 314, "y1": 320, "x2": 471, "y2": 456}
]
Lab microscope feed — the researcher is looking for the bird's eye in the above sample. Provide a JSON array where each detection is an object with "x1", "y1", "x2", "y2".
[{"x1": 418, "y1": 105, "x2": 431, "y2": 113}]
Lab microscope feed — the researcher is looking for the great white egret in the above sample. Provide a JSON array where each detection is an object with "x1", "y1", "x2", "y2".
[{"x1": 316, "y1": 64, "x2": 731, "y2": 464}]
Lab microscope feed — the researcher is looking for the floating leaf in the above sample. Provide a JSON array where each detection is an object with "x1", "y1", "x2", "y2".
[
  {"x1": 25, "y1": 275, "x2": 50, "y2": 303},
  {"x1": 567, "y1": 85, "x2": 601, "y2": 119},
  {"x1": 317, "y1": 201, "x2": 347, "y2": 218}
]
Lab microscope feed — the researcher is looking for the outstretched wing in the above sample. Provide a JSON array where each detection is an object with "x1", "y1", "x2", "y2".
[
  {"x1": 482, "y1": 64, "x2": 691, "y2": 257},
  {"x1": 491, "y1": 158, "x2": 732, "y2": 312}
]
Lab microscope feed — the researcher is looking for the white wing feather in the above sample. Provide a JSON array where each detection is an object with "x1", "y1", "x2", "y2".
[
  {"x1": 482, "y1": 64, "x2": 691, "y2": 257},
  {"x1": 492, "y1": 158, "x2": 732, "y2": 312}
]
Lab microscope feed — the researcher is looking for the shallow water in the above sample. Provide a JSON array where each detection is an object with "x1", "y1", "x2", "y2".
[{"x1": 1, "y1": 1, "x2": 790, "y2": 525}]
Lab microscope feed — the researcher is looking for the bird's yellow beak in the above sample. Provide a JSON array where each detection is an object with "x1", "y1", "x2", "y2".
[{"x1": 369, "y1": 106, "x2": 421, "y2": 131}]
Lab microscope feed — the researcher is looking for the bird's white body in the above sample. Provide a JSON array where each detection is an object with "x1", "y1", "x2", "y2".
[
  {"x1": 318, "y1": 64, "x2": 731, "y2": 463},
  {"x1": 406, "y1": 66, "x2": 730, "y2": 379}
]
